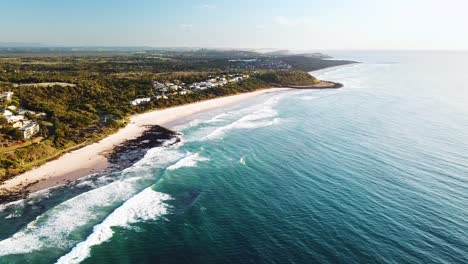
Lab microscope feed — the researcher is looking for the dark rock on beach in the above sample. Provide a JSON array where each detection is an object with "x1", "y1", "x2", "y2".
[
  {"x1": 0, "y1": 125, "x2": 180, "y2": 204},
  {"x1": 106, "y1": 125, "x2": 180, "y2": 171}
]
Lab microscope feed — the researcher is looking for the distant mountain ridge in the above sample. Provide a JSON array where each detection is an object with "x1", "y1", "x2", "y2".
[{"x1": 0, "y1": 42, "x2": 45, "y2": 47}]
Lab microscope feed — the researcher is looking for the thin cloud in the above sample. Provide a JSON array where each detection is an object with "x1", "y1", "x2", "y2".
[
  {"x1": 179, "y1": 24, "x2": 194, "y2": 29},
  {"x1": 201, "y1": 4, "x2": 216, "y2": 9},
  {"x1": 274, "y1": 16, "x2": 314, "y2": 27}
]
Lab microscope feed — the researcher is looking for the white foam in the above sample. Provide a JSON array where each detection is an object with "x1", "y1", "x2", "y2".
[
  {"x1": 240, "y1": 156, "x2": 246, "y2": 165},
  {"x1": 56, "y1": 187, "x2": 170, "y2": 264},
  {"x1": 196, "y1": 96, "x2": 281, "y2": 140},
  {"x1": 172, "y1": 118, "x2": 204, "y2": 131},
  {"x1": 0, "y1": 178, "x2": 138, "y2": 256},
  {"x1": 122, "y1": 139, "x2": 184, "y2": 174},
  {"x1": 0, "y1": 199, "x2": 25, "y2": 214},
  {"x1": 166, "y1": 152, "x2": 209, "y2": 171},
  {"x1": 203, "y1": 106, "x2": 279, "y2": 140},
  {"x1": 0, "y1": 141, "x2": 183, "y2": 257},
  {"x1": 180, "y1": 95, "x2": 284, "y2": 142},
  {"x1": 203, "y1": 112, "x2": 230, "y2": 124},
  {"x1": 300, "y1": 95, "x2": 319, "y2": 100},
  {"x1": 5, "y1": 212, "x2": 21, "y2": 219}
]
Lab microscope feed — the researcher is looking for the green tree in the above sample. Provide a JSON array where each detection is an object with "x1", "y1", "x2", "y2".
[{"x1": 0, "y1": 116, "x2": 7, "y2": 127}]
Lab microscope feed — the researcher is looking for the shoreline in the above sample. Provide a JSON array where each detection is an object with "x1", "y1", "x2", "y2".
[{"x1": 0, "y1": 87, "x2": 289, "y2": 199}]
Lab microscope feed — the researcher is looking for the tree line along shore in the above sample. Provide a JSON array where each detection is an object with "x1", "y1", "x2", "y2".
[{"x1": 0, "y1": 49, "x2": 355, "y2": 183}]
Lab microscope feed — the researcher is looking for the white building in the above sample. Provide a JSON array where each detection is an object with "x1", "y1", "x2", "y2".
[
  {"x1": 153, "y1": 81, "x2": 165, "y2": 89},
  {"x1": 129, "y1": 98, "x2": 151, "y2": 106},
  {"x1": 20, "y1": 122, "x2": 40, "y2": 140},
  {"x1": 10, "y1": 120, "x2": 24, "y2": 128},
  {"x1": 189, "y1": 83, "x2": 200, "y2": 89},
  {"x1": 6, "y1": 115, "x2": 25, "y2": 124}
]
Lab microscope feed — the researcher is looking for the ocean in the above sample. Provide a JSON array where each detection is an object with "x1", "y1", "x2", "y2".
[{"x1": 0, "y1": 51, "x2": 467, "y2": 263}]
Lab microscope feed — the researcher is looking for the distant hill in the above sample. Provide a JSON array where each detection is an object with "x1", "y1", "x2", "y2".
[
  {"x1": 0, "y1": 46, "x2": 154, "y2": 54},
  {"x1": 281, "y1": 56, "x2": 356, "y2": 71},
  {"x1": 264, "y1": 50, "x2": 294, "y2": 56},
  {"x1": 259, "y1": 49, "x2": 331, "y2": 59},
  {"x1": 0, "y1": 42, "x2": 45, "y2": 47}
]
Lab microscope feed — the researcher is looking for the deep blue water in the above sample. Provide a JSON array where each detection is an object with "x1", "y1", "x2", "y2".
[{"x1": 0, "y1": 51, "x2": 467, "y2": 263}]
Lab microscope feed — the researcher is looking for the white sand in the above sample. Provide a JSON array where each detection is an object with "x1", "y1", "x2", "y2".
[{"x1": 0, "y1": 88, "x2": 287, "y2": 194}]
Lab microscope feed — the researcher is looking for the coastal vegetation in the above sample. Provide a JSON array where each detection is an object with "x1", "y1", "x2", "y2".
[
  {"x1": 0, "y1": 49, "x2": 353, "y2": 180},
  {"x1": 255, "y1": 70, "x2": 320, "y2": 86}
]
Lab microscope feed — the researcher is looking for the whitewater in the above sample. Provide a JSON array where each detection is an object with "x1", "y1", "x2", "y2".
[{"x1": 0, "y1": 51, "x2": 467, "y2": 264}]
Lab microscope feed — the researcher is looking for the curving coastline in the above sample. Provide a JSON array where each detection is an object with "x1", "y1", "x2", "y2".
[
  {"x1": 0, "y1": 78, "x2": 345, "y2": 203},
  {"x1": 0, "y1": 88, "x2": 290, "y2": 202}
]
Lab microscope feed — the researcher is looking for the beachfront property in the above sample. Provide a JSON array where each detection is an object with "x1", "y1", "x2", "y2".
[
  {"x1": 1, "y1": 106, "x2": 42, "y2": 139},
  {"x1": 155, "y1": 74, "x2": 249, "y2": 94},
  {"x1": 169, "y1": 85, "x2": 180, "y2": 90},
  {"x1": 1, "y1": 87, "x2": 43, "y2": 138},
  {"x1": 19, "y1": 121, "x2": 40, "y2": 139},
  {"x1": 153, "y1": 81, "x2": 165, "y2": 89},
  {"x1": 130, "y1": 74, "x2": 251, "y2": 104},
  {"x1": 0, "y1": 91, "x2": 14, "y2": 101},
  {"x1": 8, "y1": 118, "x2": 24, "y2": 128},
  {"x1": 2, "y1": 110, "x2": 25, "y2": 127},
  {"x1": 129, "y1": 97, "x2": 152, "y2": 106}
]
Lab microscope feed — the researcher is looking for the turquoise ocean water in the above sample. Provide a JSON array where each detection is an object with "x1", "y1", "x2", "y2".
[{"x1": 0, "y1": 51, "x2": 467, "y2": 263}]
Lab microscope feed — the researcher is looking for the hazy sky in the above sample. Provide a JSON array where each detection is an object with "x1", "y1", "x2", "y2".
[{"x1": 1, "y1": 0, "x2": 467, "y2": 50}]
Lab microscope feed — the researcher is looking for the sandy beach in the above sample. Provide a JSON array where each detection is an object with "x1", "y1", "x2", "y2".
[{"x1": 0, "y1": 88, "x2": 288, "y2": 195}]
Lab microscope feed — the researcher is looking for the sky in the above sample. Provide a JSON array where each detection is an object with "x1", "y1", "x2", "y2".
[{"x1": 1, "y1": 0, "x2": 467, "y2": 50}]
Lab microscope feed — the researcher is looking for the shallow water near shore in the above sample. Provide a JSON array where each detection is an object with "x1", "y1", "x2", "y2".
[{"x1": 0, "y1": 51, "x2": 468, "y2": 263}]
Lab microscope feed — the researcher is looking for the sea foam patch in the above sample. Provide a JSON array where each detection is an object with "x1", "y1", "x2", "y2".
[
  {"x1": 204, "y1": 112, "x2": 230, "y2": 124},
  {"x1": 0, "y1": 140, "x2": 183, "y2": 258},
  {"x1": 189, "y1": 96, "x2": 282, "y2": 141},
  {"x1": 203, "y1": 105, "x2": 279, "y2": 140},
  {"x1": 56, "y1": 187, "x2": 170, "y2": 264},
  {"x1": 179, "y1": 95, "x2": 283, "y2": 142},
  {"x1": 166, "y1": 152, "x2": 210, "y2": 171},
  {"x1": 0, "y1": 178, "x2": 139, "y2": 256}
]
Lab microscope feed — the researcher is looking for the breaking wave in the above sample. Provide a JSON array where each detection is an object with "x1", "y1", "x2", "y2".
[
  {"x1": 204, "y1": 112, "x2": 230, "y2": 124},
  {"x1": 201, "y1": 96, "x2": 281, "y2": 140},
  {"x1": 0, "y1": 139, "x2": 182, "y2": 258},
  {"x1": 56, "y1": 187, "x2": 170, "y2": 264},
  {"x1": 166, "y1": 152, "x2": 209, "y2": 171}
]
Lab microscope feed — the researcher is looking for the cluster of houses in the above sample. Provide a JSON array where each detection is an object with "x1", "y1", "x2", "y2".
[
  {"x1": 1, "y1": 92, "x2": 44, "y2": 140},
  {"x1": 130, "y1": 74, "x2": 250, "y2": 106},
  {"x1": 227, "y1": 58, "x2": 292, "y2": 71}
]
